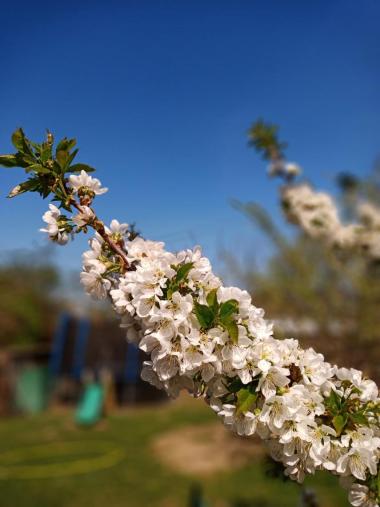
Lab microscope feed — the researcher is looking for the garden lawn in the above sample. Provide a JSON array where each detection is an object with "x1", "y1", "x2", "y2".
[{"x1": 0, "y1": 396, "x2": 349, "y2": 507}]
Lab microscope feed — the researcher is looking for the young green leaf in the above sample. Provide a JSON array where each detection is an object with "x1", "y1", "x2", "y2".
[
  {"x1": 223, "y1": 319, "x2": 239, "y2": 344},
  {"x1": 66, "y1": 148, "x2": 79, "y2": 167},
  {"x1": 40, "y1": 143, "x2": 53, "y2": 164},
  {"x1": 350, "y1": 412, "x2": 369, "y2": 427},
  {"x1": 206, "y1": 288, "x2": 219, "y2": 314},
  {"x1": 219, "y1": 299, "x2": 239, "y2": 321},
  {"x1": 29, "y1": 140, "x2": 42, "y2": 152},
  {"x1": 175, "y1": 262, "x2": 194, "y2": 284},
  {"x1": 7, "y1": 177, "x2": 41, "y2": 198},
  {"x1": 0, "y1": 154, "x2": 19, "y2": 168},
  {"x1": 11, "y1": 128, "x2": 34, "y2": 157},
  {"x1": 332, "y1": 414, "x2": 347, "y2": 436},
  {"x1": 27, "y1": 164, "x2": 51, "y2": 175},
  {"x1": 56, "y1": 150, "x2": 69, "y2": 170},
  {"x1": 11, "y1": 128, "x2": 26, "y2": 151},
  {"x1": 194, "y1": 302, "x2": 215, "y2": 329},
  {"x1": 165, "y1": 285, "x2": 175, "y2": 300},
  {"x1": 236, "y1": 387, "x2": 257, "y2": 414},
  {"x1": 55, "y1": 137, "x2": 77, "y2": 154},
  {"x1": 324, "y1": 389, "x2": 341, "y2": 415},
  {"x1": 21, "y1": 154, "x2": 37, "y2": 167}
]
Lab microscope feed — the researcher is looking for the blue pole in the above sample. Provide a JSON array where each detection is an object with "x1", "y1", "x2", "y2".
[
  {"x1": 71, "y1": 318, "x2": 91, "y2": 380},
  {"x1": 124, "y1": 343, "x2": 140, "y2": 404},
  {"x1": 49, "y1": 313, "x2": 70, "y2": 377},
  {"x1": 124, "y1": 343, "x2": 140, "y2": 384}
]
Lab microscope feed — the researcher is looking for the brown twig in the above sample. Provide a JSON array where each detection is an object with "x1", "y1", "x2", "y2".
[{"x1": 70, "y1": 199, "x2": 130, "y2": 270}]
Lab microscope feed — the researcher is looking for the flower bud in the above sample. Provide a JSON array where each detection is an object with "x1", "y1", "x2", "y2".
[
  {"x1": 46, "y1": 130, "x2": 54, "y2": 145},
  {"x1": 8, "y1": 185, "x2": 21, "y2": 198}
]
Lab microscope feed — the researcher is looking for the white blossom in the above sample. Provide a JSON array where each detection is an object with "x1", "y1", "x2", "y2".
[
  {"x1": 349, "y1": 484, "x2": 378, "y2": 507},
  {"x1": 40, "y1": 204, "x2": 70, "y2": 244},
  {"x1": 80, "y1": 261, "x2": 111, "y2": 299},
  {"x1": 337, "y1": 447, "x2": 378, "y2": 480},
  {"x1": 69, "y1": 170, "x2": 108, "y2": 195},
  {"x1": 72, "y1": 205, "x2": 95, "y2": 227}
]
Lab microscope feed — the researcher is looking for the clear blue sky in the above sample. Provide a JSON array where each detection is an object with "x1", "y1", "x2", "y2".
[{"x1": 1, "y1": 0, "x2": 379, "y2": 277}]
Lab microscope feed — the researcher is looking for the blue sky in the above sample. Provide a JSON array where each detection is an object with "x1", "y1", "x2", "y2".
[{"x1": 0, "y1": 0, "x2": 379, "y2": 278}]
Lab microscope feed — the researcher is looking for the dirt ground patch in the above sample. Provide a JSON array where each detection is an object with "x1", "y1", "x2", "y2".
[{"x1": 152, "y1": 422, "x2": 265, "y2": 476}]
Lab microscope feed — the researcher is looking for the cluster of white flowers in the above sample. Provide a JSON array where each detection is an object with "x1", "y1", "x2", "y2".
[
  {"x1": 40, "y1": 171, "x2": 108, "y2": 245},
  {"x1": 40, "y1": 204, "x2": 71, "y2": 245},
  {"x1": 281, "y1": 184, "x2": 380, "y2": 260},
  {"x1": 37, "y1": 166, "x2": 380, "y2": 506},
  {"x1": 77, "y1": 226, "x2": 380, "y2": 507}
]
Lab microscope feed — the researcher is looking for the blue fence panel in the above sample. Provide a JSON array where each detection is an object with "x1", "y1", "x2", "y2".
[
  {"x1": 49, "y1": 313, "x2": 70, "y2": 377},
  {"x1": 71, "y1": 319, "x2": 91, "y2": 380},
  {"x1": 124, "y1": 343, "x2": 140, "y2": 384}
]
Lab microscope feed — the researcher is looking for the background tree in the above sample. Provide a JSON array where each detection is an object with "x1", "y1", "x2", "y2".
[{"x1": 0, "y1": 247, "x2": 59, "y2": 347}]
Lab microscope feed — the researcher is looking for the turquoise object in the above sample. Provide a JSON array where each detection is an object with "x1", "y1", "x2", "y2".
[
  {"x1": 15, "y1": 366, "x2": 49, "y2": 414},
  {"x1": 75, "y1": 383, "x2": 104, "y2": 426}
]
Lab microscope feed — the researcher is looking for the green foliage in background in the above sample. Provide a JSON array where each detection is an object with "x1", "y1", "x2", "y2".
[{"x1": 0, "y1": 248, "x2": 59, "y2": 347}]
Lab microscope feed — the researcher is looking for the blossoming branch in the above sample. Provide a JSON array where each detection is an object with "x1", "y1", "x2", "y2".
[
  {"x1": 2, "y1": 129, "x2": 380, "y2": 507},
  {"x1": 249, "y1": 119, "x2": 380, "y2": 261}
]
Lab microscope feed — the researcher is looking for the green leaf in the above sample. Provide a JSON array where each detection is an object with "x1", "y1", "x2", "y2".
[
  {"x1": 29, "y1": 140, "x2": 42, "y2": 152},
  {"x1": 219, "y1": 298, "x2": 239, "y2": 343},
  {"x1": 224, "y1": 319, "x2": 239, "y2": 344},
  {"x1": 67, "y1": 148, "x2": 79, "y2": 167},
  {"x1": 236, "y1": 388, "x2": 257, "y2": 414},
  {"x1": 350, "y1": 412, "x2": 369, "y2": 427},
  {"x1": 40, "y1": 143, "x2": 52, "y2": 164},
  {"x1": 39, "y1": 181, "x2": 52, "y2": 198},
  {"x1": 166, "y1": 285, "x2": 176, "y2": 300},
  {"x1": 0, "y1": 154, "x2": 19, "y2": 167},
  {"x1": 56, "y1": 137, "x2": 77, "y2": 154},
  {"x1": 27, "y1": 164, "x2": 51, "y2": 175},
  {"x1": 194, "y1": 302, "x2": 215, "y2": 329},
  {"x1": 0, "y1": 153, "x2": 31, "y2": 169},
  {"x1": 69, "y1": 163, "x2": 95, "y2": 173},
  {"x1": 219, "y1": 299, "x2": 239, "y2": 322},
  {"x1": 11, "y1": 128, "x2": 34, "y2": 157},
  {"x1": 7, "y1": 177, "x2": 41, "y2": 198},
  {"x1": 332, "y1": 414, "x2": 347, "y2": 436},
  {"x1": 206, "y1": 288, "x2": 219, "y2": 314},
  {"x1": 325, "y1": 389, "x2": 341, "y2": 414},
  {"x1": 11, "y1": 128, "x2": 26, "y2": 151},
  {"x1": 175, "y1": 262, "x2": 194, "y2": 284},
  {"x1": 56, "y1": 150, "x2": 69, "y2": 170},
  {"x1": 165, "y1": 262, "x2": 194, "y2": 299},
  {"x1": 21, "y1": 154, "x2": 37, "y2": 166}
]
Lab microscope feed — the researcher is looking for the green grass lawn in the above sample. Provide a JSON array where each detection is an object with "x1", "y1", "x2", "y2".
[{"x1": 0, "y1": 396, "x2": 349, "y2": 507}]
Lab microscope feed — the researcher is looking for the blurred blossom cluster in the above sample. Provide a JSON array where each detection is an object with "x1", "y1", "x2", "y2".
[
  {"x1": 281, "y1": 185, "x2": 380, "y2": 260},
  {"x1": 248, "y1": 119, "x2": 380, "y2": 262}
]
